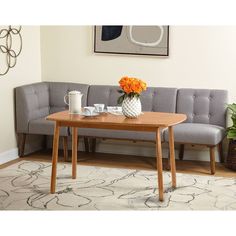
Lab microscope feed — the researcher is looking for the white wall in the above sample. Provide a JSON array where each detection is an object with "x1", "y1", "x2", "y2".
[
  {"x1": 40, "y1": 26, "x2": 236, "y2": 161},
  {"x1": 1, "y1": 25, "x2": 233, "y2": 163},
  {"x1": 0, "y1": 26, "x2": 41, "y2": 162},
  {"x1": 41, "y1": 26, "x2": 236, "y2": 102}
]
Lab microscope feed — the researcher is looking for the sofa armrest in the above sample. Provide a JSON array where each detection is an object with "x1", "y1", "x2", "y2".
[{"x1": 15, "y1": 82, "x2": 50, "y2": 133}]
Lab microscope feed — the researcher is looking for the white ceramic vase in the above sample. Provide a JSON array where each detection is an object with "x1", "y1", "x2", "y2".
[{"x1": 122, "y1": 96, "x2": 142, "y2": 118}]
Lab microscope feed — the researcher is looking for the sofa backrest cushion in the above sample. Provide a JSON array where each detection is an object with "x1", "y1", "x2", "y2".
[
  {"x1": 87, "y1": 85, "x2": 120, "y2": 107},
  {"x1": 15, "y1": 82, "x2": 50, "y2": 133},
  {"x1": 48, "y1": 82, "x2": 89, "y2": 114},
  {"x1": 176, "y1": 89, "x2": 228, "y2": 127},
  {"x1": 88, "y1": 85, "x2": 177, "y2": 113},
  {"x1": 141, "y1": 87, "x2": 177, "y2": 112}
]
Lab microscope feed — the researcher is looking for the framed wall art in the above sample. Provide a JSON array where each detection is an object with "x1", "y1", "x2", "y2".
[
  {"x1": 94, "y1": 25, "x2": 169, "y2": 56},
  {"x1": 0, "y1": 26, "x2": 22, "y2": 76}
]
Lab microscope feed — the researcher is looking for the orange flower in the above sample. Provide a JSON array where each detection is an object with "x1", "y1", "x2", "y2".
[
  {"x1": 119, "y1": 76, "x2": 147, "y2": 95},
  {"x1": 131, "y1": 80, "x2": 141, "y2": 94},
  {"x1": 123, "y1": 85, "x2": 132, "y2": 94},
  {"x1": 119, "y1": 76, "x2": 129, "y2": 88},
  {"x1": 139, "y1": 80, "x2": 147, "y2": 91}
]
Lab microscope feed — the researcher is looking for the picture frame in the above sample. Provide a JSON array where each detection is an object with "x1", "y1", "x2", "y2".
[{"x1": 94, "y1": 25, "x2": 169, "y2": 57}]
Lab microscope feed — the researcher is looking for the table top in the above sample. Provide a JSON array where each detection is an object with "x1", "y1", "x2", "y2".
[{"x1": 46, "y1": 111, "x2": 187, "y2": 131}]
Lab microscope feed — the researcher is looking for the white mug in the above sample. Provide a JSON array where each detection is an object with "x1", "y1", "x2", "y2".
[
  {"x1": 94, "y1": 104, "x2": 105, "y2": 112},
  {"x1": 64, "y1": 91, "x2": 83, "y2": 114},
  {"x1": 84, "y1": 106, "x2": 95, "y2": 115}
]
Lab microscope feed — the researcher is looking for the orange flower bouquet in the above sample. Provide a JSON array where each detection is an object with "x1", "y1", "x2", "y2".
[
  {"x1": 117, "y1": 76, "x2": 147, "y2": 104},
  {"x1": 117, "y1": 76, "x2": 147, "y2": 118}
]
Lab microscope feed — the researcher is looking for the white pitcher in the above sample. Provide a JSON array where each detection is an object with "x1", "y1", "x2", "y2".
[{"x1": 64, "y1": 91, "x2": 83, "y2": 114}]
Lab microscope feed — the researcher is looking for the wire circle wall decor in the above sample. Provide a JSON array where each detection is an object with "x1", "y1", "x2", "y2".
[{"x1": 0, "y1": 26, "x2": 22, "y2": 76}]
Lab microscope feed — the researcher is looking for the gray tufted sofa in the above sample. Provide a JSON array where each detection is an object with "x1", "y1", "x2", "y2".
[
  {"x1": 78, "y1": 85, "x2": 177, "y2": 142},
  {"x1": 164, "y1": 89, "x2": 227, "y2": 174},
  {"x1": 15, "y1": 82, "x2": 89, "y2": 160},
  {"x1": 15, "y1": 82, "x2": 228, "y2": 174}
]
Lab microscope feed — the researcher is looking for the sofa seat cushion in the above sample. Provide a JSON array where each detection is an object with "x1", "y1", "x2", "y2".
[
  {"x1": 163, "y1": 123, "x2": 225, "y2": 145},
  {"x1": 29, "y1": 118, "x2": 68, "y2": 136},
  {"x1": 78, "y1": 128, "x2": 165, "y2": 142}
]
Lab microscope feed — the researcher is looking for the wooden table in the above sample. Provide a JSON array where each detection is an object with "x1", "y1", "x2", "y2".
[{"x1": 46, "y1": 111, "x2": 186, "y2": 201}]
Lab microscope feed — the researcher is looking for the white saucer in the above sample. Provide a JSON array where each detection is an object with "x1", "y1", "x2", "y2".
[
  {"x1": 95, "y1": 109, "x2": 107, "y2": 113},
  {"x1": 107, "y1": 107, "x2": 122, "y2": 112},
  {"x1": 80, "y1": 112, "x2": 100, "y2": 117}
]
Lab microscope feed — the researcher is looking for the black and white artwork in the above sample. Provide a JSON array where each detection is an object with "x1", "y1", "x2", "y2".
[
  {"x1": 94, "y1": 26, "x2": 169, "y2": 56},
  {"x1": 0, "y1": 26, "x2": 22, "y2": 76}
]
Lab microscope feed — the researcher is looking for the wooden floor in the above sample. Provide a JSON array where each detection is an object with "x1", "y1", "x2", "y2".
[{"x1": 1, "y1": 149, "x2": 236, "y2": 177}]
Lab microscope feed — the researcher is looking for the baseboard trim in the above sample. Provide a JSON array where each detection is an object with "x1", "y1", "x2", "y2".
[
  {"x1": 0, "y1": 148, "x2": 19, "y2": 165},
  {"x1": 94, "y1": 141, "x2": 222, "y2": 162}
]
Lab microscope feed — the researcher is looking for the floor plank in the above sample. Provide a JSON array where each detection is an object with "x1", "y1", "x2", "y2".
[{"x1": 1, "y1": 149, "x2": 235, "y2": 177}]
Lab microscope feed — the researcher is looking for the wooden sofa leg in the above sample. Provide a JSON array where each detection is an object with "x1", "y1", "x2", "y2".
[
  {"x1": 84, "y1": 137, "x2": 89, "y2": 153},
  {"x1": 217, "y1": 142, "x2": 224, "y2": 163},
  {"x1": 166, "y1": 151, "x2": 170, "y2": 171},
  {"x1": 19, "y1": 133, "x2": 26, "y2": 157},
  {"x1": 43, "y1": 135, "x2": 47, "y2": 149},
  {"x1": 179, "y1": 144, "x2": 184, "y2": 160},
  {"x1": 62, "y1": 136, "x2": 68, "y2": 162},
  {"x1": 90, "y1": 138, "x2": 96, "y2": 153},
  {"x1": 210, "y1": 146, "x2": 216, "y2": 175}
]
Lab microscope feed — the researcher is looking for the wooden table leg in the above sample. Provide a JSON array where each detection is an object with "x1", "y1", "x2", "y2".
[
  {"x1": 72, "y1": 127, "x2": 78, "y2": 179},
  {"x1": 168, "y1": 126, "x2": 176, "y2": 188},
  {"x1": 50, "y1": 122, "x2": 60, "y2": 194},
  {"x1": 63, "y1": 136, "x2": 68, "y2": 162},
  {"x1": 156, "y1": 128, "x2": 164, "y2": 201}
]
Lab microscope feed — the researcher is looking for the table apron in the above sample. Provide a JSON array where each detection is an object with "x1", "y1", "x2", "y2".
[{"x1": 57, "y1": 121, "x2": 168, "y2": 132}]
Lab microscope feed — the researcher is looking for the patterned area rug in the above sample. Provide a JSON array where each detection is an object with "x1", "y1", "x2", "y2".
[{"x1": 0, "y1": 161, "x2": 236, "y2": 210}]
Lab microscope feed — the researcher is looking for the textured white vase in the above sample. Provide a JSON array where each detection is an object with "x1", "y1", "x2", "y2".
[{"x1": 122, "y1": 96, "x2": 142, "y2": 118}]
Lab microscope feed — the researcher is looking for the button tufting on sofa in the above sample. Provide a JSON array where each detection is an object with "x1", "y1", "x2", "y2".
[
  {"x1": 15, "y1": 82, "x2": 90, "y2": 159},
  {"x1": 15, "y1": 83, "x2": 228, "y2": 174}
]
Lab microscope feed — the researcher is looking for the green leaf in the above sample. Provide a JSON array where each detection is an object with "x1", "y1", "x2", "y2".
[
  {"x1": 227, "y1": 131, "x2": 236, "y2": 139},
  {"x1": 117, "y1": 90, "x2": 124, "y2": 94},
  {"x1": 232, "y1": 117, "x2": 236, "y2": 127},
  {"x1": 227, "y1": 103, "x2": 236, "y2": 113},
  {"x1": 117, "y1": 95, "x2": 124, "y2": 105},
  {"x1": 227, "y1": 103, "x2": 236, "y2": 138},
  {"x1": 227, "y1": 128, "x2": 236, "y2": 139}
]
